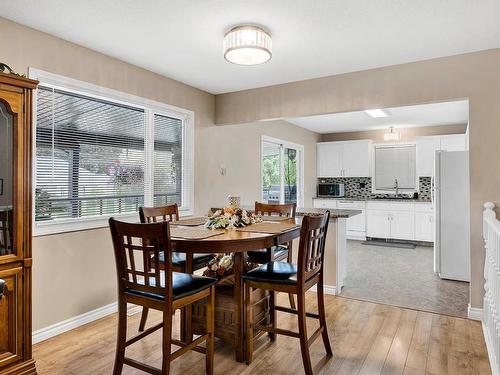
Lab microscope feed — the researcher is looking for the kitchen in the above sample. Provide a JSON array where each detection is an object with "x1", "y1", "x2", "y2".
[{"x1": 292, "y1": 100, "x2": 471, "y2": 317}]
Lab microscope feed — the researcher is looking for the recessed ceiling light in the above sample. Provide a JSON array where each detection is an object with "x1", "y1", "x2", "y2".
[
  {"x1": 365, "y1": 109, "x2": 389, "y2": 118},
  {"x1": 223, "y1": 25, "x2": 272, "y2": 66}
]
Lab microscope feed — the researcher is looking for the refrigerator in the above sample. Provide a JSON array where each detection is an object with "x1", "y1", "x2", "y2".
[{"x1": 433, "y1": 150, "x2": 470, "y2": 282}]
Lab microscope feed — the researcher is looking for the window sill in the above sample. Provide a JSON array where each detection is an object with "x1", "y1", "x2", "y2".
[{"x1": 33, "y1": 209, "x2": 194, "y2": 237}]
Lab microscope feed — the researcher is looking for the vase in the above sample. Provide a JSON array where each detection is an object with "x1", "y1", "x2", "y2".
[{"x1": 227, "y1": 195, "x2": 241, "y2": 208}]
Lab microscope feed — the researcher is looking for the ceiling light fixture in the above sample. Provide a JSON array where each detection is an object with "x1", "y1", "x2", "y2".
[
  {"x1": 223, "y1": 25, "x2": 272, "y2": 65},
  {"x1": 365, "y1": 109, "x2": 389, "y2": 118},
  {"x1": 384, "y1": 126, "x2": 401, "y2": 141}
]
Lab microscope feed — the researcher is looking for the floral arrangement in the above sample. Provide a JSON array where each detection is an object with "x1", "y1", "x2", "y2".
[
  {"x1": 203, "y1": 254, "x2": 234, "y2": 278},
  {"x1": 205, "y1": 206, "x2": 261, "y2": 229}
]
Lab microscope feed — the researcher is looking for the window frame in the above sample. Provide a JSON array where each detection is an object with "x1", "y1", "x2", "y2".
[{"x1": 29, "y1": 68, "x2": 194, "y2": 236}]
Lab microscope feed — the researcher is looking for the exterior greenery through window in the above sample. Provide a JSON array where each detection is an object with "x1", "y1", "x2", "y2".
[{"x1": 35, "y1": 86, "x2": 185, "y2": 224}]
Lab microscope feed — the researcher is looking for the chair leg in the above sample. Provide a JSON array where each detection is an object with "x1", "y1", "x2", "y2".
[
  {"x1": 138, "y1": 307, "x2": 149, "y2": 332},
  {"x1": 245, "y1": 282, "x2": 254, "y2": 365},
  {"x1": 317, "y1": 279, "x2": 333, "y2": 356},
  {"x1": 268, "y1": 290, "x2": 277, "y2": 342},
  {"x1": 161, "y1": 309, "x2": 173, "y2": 375},
  {"x1": 206, "y1": 286, "x2": 215, "y2": 375},
  {"x1": 297, "y1": 291, "x2": 313, "y2": 375},
  {"x1": 113, "y1": 299, "x2": 127, "y2": 375},
  {"x1": 286, "y1": 243, "x2": 297, "y2": 310}
]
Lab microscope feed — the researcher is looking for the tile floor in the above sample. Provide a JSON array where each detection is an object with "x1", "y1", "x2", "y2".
[{"x1": 340, "y1": 240, "x2": 470, "y2": 318}]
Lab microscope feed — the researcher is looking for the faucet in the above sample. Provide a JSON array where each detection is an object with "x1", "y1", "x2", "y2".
[{"x1": 394, "y1": 178, "x2": 399, "y2": 196}]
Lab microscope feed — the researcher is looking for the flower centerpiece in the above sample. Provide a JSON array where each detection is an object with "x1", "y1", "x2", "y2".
[
  {"x1": 203, "y1": 254, "x2": 234, "y2": 278},
  {"x1": 205, "y1": 206, "x2": 261, "y2": 229}
]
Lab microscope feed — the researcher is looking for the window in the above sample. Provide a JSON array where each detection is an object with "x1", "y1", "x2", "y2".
[
  {"x1": 374, "y1": 144, "x2": 416, "y2": 191},
  {"x1": 261, "y1": 136, "x2": 304, "y2": 206},
  {"x1": 30, "y1": 69, "x2": 194, "y2": 235}
]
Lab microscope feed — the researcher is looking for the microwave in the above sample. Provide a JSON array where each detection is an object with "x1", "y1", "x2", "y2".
[{"x1": 317, "y1": 183, "x2": 345, "y2": 198}]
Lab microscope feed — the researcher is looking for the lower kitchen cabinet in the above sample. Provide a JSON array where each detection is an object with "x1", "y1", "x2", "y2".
[
  {"x1": 367, "y1": 210, "x2": 391, "y2": 238},
  {"x1": 391, "y1": 211, "x2": 415, "y2": 240},
  {"x1": 415, "y1": 211, "x2": 434, "y2": 242}
]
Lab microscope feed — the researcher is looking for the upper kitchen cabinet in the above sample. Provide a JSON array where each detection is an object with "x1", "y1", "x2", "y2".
[
  {"x1": 416, "y1": 134, "x2": 467, "y2": 177},
  {"x1": 317, "y1": 140, "x2": 372, "y2": 177}
]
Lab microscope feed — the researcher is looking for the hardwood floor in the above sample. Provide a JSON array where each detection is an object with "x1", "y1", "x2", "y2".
[{"x1": 33, "y1": 293, "x2": 491, "y2": 374}]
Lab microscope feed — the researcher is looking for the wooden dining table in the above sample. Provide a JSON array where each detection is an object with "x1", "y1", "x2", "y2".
[{"x1": 169, "y1": 218, "x2": 301, "y2": 363}]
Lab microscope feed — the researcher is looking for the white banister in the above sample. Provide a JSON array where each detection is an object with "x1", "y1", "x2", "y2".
[{"x1": 483, "y1": 201, "x2": 500, "y2": 375}]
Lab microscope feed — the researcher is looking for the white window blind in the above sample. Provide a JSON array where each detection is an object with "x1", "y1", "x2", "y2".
[
  {"x1": 374, "y1": 145, "x2": 416, "y2": 190},
  {"x1": 36, "y1": 87, "x2": 146, "y2": 221},
  {"x1": 153, "y1": 114, "x2": 183, "y2": 207},
  {"x1": 31, "y1": 71, "x2": 194, "y2": 235}
]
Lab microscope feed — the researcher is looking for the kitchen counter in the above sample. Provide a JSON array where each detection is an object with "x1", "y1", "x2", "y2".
[
  {"x1": 296, "y1": 208, "x2": 362, "y2": 218},
  {"x1": 313, "y1": 196, "x2": 432, "y2": 203}
]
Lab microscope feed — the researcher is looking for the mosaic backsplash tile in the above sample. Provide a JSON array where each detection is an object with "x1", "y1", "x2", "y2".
[{"x1": 317, "y1": 176, "x2": 432, "y2": 200}]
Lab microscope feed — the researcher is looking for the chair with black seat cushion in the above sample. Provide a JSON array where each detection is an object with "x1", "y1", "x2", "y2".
[
  {"x1": 109, "y1": 218, "x2": 216, "y2": 375},
  {"x1": 243, "y1": 211, "x2": 333, "y2": 375},
  {"x1": 138, "y1": 204, "x2": 214, "y2": 333},
  {"x1": 248, "y1": 201, "x2": 297, "y2": 309}
]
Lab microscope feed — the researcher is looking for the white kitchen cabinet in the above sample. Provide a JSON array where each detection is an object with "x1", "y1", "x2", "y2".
[
  {"x1": 440, "y1": 134, "x2": 467, "y2": 151},
  {"x1": 312, "y1": 199, "x2": 337, "y2": 209},
  {"x1": 391, "y1": 211, "x2": 415, "y2": 240},
  {"x1": 416, "y1": 137, "x2": 440, "y2": 177},
  {"x1": 367, "y1": 209, "x2": 391, "y2": 238},
  {"x1": 416, "y1": 134, "x2": 467, "y2": 177},
  {"x1": 366, "y1": 201, "x2": 415, "y2": 240},
  {"x1": 317, "y1": 140, "x2": 371, "y2": 177},
  {"x1": 414, "y1": 203, "x2": 434, "y2": 242}
]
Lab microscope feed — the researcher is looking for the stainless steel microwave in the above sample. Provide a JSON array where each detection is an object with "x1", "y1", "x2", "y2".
[{"x1": 317, "y1": 183, "x2": 345, "y2": 198}]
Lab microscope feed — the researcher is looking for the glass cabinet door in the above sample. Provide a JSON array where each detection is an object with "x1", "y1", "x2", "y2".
[{"x1": 0, "y1": 101, "x2": 14, "y2": 256}]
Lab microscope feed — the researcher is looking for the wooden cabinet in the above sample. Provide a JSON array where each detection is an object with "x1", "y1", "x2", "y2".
[
  {"x1": 0, "y1": 73, "x2": 38, "y2": 375},
  {"x1": 391, "y1": 211, "x2": 415, "y2": 240},
  {"x1": 366, "y1": 201, "x2": 415, "y2": 240},
  {"x1": 317, "y1": 140, "x2": 371, "y2": 177},
  {"x1": 366, "y1": 209, "x2": 391, "y2": 238}
]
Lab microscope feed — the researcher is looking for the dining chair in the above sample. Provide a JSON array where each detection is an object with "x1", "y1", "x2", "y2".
[
  {"x1": 243, "y1": 211, "x2": 333, "y2": 374},
  {"x1": 138, "y1": 204, "x2": 214, "y2": 333},
  {"x1": 248, "y1": 201, "x2": 297, "y2": 308},
  {"x1": 109, "y1": 218, "x2": 216, "y2": 375}
]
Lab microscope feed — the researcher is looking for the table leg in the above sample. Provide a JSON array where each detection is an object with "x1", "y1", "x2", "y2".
[
  {"x1": 182, "y1": 253, "x2": 194, "y2": 343},
  {"x1": 233, "y1": 252, "x2": 245, "y2": 362}
]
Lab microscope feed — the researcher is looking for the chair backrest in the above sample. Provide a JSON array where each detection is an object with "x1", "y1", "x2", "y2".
[
  {"x1": 139, "y1": 204, "x2": 179, "y2": 223},
  {"x1": 254, "y1": 201, "x2": 296, "y2": 218},
  {"x1": 109, "y1": 218, "x2": 172, "y2": 300},
  {"x1": 297, "y1": 211, "x2": 330, "y2": 284},
  {"x1": 0, "y1": 210, "x2": 13, "y2": 255}
]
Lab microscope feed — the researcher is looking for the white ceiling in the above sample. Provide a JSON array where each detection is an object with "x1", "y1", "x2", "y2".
[
  {"x1": 286, "y1": 100, "x2": 469, "y2": 134},
  {"x1": 2, "y1": 1, "x2": 500, "y2": 94}
]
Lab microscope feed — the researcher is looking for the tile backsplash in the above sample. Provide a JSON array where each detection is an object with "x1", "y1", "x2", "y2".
[{"x1": 318, "y1": 176, "x2": 432, "y2": 200}]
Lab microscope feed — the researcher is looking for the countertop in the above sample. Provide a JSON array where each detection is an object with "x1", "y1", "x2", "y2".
[
  {"x1": 296, "y1": 208, "x2": 362, "y2": 218},
  {"x1": 313, "y1": 196, "x2": 432, "y2": 203}
]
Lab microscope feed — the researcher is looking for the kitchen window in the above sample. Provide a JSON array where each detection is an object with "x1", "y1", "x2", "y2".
[
  {"x1": 261, "y1": 136, "x2": 304, "y2": 207},
  {"x1": 374, "y1": 144, "x2": 416, "y2": 192},
  {"x1": 30, "y1": 69, "x2": 194, "y2": 235}
]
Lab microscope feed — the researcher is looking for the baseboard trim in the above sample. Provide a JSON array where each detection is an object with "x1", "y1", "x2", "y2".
[
  {"x1": 309, "y1": 285, "x2": 337, "y2": 295},
  {"x1": 468, "y1": 304, "x2": 483, "y2": 321},
  {"x1": 32, "y1": 302, "x2": 118, "y2": 344},
  {"x1": 482, "y1": 321, "x2": 499, "y2": 375}
]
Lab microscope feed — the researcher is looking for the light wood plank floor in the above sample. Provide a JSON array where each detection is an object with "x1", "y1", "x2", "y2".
[{"x1": 33, "y1": 293, "x2": 491, "y2": 374}]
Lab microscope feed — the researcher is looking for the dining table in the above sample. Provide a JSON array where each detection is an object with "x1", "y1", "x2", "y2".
[{"x1": 169, "y1": 217, "x2": 301, "y2": 363}]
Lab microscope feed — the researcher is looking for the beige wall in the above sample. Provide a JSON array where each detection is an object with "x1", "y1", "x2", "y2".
[
  {"x1": 320, "y1": 124, "x2": 467, "y2": 143},
  {"x1": 0, "y1": 17, "x2": 319, "y2": 331},
  {"x1": 0, "y1": 17, "x2": 213, "y2": 331},
  {"x1": 195, "y1": 120, "x2": 320, "y2": 212},
  {"x1": 215, "y1": 48, "x2": 500, "y2": 308}
]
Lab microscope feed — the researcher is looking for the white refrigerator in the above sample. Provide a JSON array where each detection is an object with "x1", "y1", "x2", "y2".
[{"x1": 433, "y1": 151, "x2": 470, "y2": 282}]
